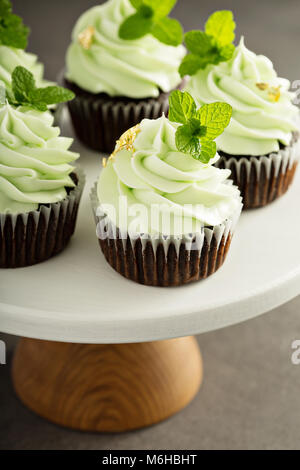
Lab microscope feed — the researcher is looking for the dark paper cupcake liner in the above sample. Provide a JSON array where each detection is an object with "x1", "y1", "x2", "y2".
[
  {"x1": 90, "y1": 185, "x2": 241, "y2": 287},
  {"x1": 98, "y1": 229, "x2": 233, "y2": 287},
  {"x1": 63, "y1": 76, "x2": 184, "y2": 153},
  {"x1": 0, "y1": 169, "x2": 85, "y2": 268},
  {"x1": 216, "y1": 137, "x2": 300, "y2": 209}
]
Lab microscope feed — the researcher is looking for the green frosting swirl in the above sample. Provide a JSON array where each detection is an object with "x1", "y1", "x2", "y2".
[
  {"x1": 98, "y1": 115, "x2": 242, "y2": 236},
  {"x1": 0, "y1": 104, "x2": 79, "y2": 214},
  {"x1": 185, "y1": 38, "x2": 300, "y2": 156},
  {"x1": 66, "y1": 0, "x2": 185, "y2": 98},
  {"x1": 0, "y1": 45, "x2": 52, "y2": 92}
]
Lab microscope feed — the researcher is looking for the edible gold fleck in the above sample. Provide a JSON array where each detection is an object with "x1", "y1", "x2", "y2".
[
  {"x1": 268, "y1": 86, "x2": 281, "y2": 102},
  {"x1": 111, "y1": 124, "x2": 141, "y2": 158},
  {"x1": 78, "y1": 26, "x2": 95, "y2": 50},
  {"x1": 256, "y1": 82, "x2": 269, "y2": 91}
]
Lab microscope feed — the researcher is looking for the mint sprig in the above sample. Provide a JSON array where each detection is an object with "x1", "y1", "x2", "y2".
[
  {"x1": 0, "y1": 0, "x2": 30, "y2": 49},
  {"x1": 119, "y1": 0, "x2": 183, "y2": 46},
  {"x1": 179, "y1": 10, "x2": 236, "y2": 77},
  {"x1": 1, "y1": 66, "x2": 75, "y2": 111},
  {"x1": 169, "y1": 90, "x2": 232, "y2": 162}
]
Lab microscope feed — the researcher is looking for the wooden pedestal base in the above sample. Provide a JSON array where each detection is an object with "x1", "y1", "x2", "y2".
[{"x1": 12, "y1": 336, "x2": 202, "y2": 432}]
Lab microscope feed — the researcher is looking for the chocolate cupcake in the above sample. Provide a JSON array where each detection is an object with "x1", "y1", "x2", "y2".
[
  {"x1": 91, "y1": 92, "x2": 242, "y2": 286},
  {"x1": 181, "y1": 11, "x2": 300, "y2": 209},
  {"x1": 64, "y1": 0, "x2": 186, "y2": 153},
  {"x1": 0, "y1": 75, "x2": 84, "y2": 268},
  {"x1": 216, "y1": 131, "x2": 300, "y2": 209}
]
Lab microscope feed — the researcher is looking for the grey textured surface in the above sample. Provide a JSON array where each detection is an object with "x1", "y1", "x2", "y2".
[{"x1": 1, "y1": 0, "x2": 300, "y2": 450}]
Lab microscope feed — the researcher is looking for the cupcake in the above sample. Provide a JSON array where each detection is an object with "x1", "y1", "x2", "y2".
[
  {"x1": 0, "y1": 67, "x2": 84, "y2": 268},
  {"x1": 91, "y1": 91, "x2": 242, "y2": 286},
  {"x1": 0, "y1": 1, "x2": 58, "y2": 119},
  {"x1": 181, "y1": 11, "x2": 300, "y2": 209},
  {"x1": 64, "y1": 0, "x2": 186, "y2": 153}
]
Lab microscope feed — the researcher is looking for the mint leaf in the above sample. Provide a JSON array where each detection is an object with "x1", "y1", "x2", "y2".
[
  {"x1": 188, "y1": 117, "x2": 207, "y2": 137},
  {"x1": 0, "y1": 1, "x2": 30, "y2": 49},
  {"x1": 152, "y1": 17, "x2": 183, "y2": 46},
  {"x1": 0, "y1": 0, "x2": 11, "y2": 17},
  {"x1": 144, "y1": 0, "x2": 176, "y2": 19},
  {"x1": 179, "y1": 53, "x2": 208, "y2": 78},
  {"x1": 180, "y1": 10, "x2": 235, "y2": 76},
  {"x1": 219, "y1": 43, "x2": 235, "y2": 61},
  {"x1": 139, "y1": 3, "x2": 154, "y2": 17},
  {"x1": 184, "y1": 30, "x2": 215, "y2": 55},
  {"x1": 169, "y1": 90, "x2": 196, "y2": 124},
  {"x1": 169, "y1": 91, "x2": 232, "y2": 162},
  {"x1": 119, "y1": 10, "x2": 153, "y2": 40},
  {"x1": 8, "y1": 66, "x2": 75, "y2": 111},
  {"x1": 129, "y1": 0, "x2": 143, "y2": 7},
  {"x1": 181, "y1": 30, "x2": 232, "y2": 76},
  {"x1": 175, "y1": 122, "x2": 201, "y2": 157},
  {"x1": 205, "y1": 10, "x2": 235, "y2": 47},
  {"x1": 0, "y1": 86, "x2": 6, "y2": 105},
  {"x1": 28, "y1": 102, "x2": 48, "y2": 112},
  {"x1": 30, "y1": 86, "x2": 74, "y2": 105},
  {"x1": 198, "y1": 102, "x2": 232, "y2": 139},
  {"x1": 119, "y1": 0, "x2": 181, "y2": 46},
  {"x1": 184, "y1": 31, "x2": 231, "y2": 66},
  {"x1": 199, "y1": 139, "x2": 217, "y2": 163},
  {"x1": 176, "y1": 125, "x2": 217, "y2": 162},
  {"x1": 12, "y1": 66, "x2": 35, "y2": 102}
]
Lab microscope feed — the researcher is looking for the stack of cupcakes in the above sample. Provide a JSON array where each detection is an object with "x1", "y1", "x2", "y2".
[{"x1": 2, "y1": 1, "x2": 299, "y2": 289}]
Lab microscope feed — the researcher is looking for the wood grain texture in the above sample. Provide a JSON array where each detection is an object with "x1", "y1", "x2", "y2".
[{"x1": 12, "y1": 337, "x2": 202, "y2": 432}]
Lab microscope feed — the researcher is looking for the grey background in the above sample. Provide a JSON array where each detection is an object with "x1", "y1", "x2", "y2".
[{"x1": 1, "y1": 0, "x2": 300, "y2": 450}]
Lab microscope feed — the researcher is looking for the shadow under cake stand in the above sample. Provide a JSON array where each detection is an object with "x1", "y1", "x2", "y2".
[{"x1": 1, "y1": 120, "x2": 300, "y2": 432}]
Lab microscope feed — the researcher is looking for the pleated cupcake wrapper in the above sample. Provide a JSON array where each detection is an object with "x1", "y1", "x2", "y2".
[
  {"x1": 216, "y1": 137, "x2": 300, "y2": 209},
  {"x1": 90, "y1": 184, "x2": 241, "y2": 286},
  {"x1": 67, "y1": 93, "x2": 169, "y2": 154},
  {"x1": 0, "y1": 168, "x2": 85, "y2": 268}
]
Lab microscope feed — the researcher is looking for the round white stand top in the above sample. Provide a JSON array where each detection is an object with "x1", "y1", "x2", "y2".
[{"x1": 1, "y1": 113, "x2": 300, "y2": 343}]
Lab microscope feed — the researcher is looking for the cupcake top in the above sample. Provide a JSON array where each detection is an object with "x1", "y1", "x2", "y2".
[
  {"x1": 98, "y1": 92, "x2": 242, "y2": 236},
  {"x1": 0, "y1": 46, "x2": 53, "y2": 93},
  {"x1": 181, "y1": 11, "x2": 299, "y2": 156},
  {"x1": 0, "y1": 67, "x2": 78, "y2": 215},
  {"x1": 66, "y1": 0, "x2": 185, "y2": 98}
]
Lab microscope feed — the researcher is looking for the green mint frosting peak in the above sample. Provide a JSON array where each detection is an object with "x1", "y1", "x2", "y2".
[
  {"x1": 169, "y1": 90, "x2": 232, "y2": 162},
  {"x1": 119, "y1": 0, "x2": 183, "y2": 46},
  {"x1": 179, "y1": 10, "x2": 236, "y2": 77},
  {"x1": 0, "y1": 66, "x2": 75, "y2": 111},
  {"x1": 0, "y1": 0, "x2": 30, "y2": 49}
]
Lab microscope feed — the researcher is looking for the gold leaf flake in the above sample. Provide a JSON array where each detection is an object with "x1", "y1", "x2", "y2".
[
  {"x1": 102, "y1": 157, "x2": 107, "y2": 168},
  {"x1": 110, "y1": 124, "x2": 141, "y2": 159},
  {"x1": 78, "y1": 26, "x2": 95, "y2": 50},
  {"x1": 268, "y1": 86, "x2": 281, "y2": 102},
  {"x1": 256, "y1": 82, "x2": 269, "y2": 91}
]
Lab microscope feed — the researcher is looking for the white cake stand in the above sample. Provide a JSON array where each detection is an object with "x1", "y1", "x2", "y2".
[{"x1": 1, "y1": 114, "x2": 300, "y2": 432}]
